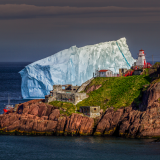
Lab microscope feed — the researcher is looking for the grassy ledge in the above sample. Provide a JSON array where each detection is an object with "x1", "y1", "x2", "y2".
[
  {"x1": 49, "y1": 101, "x2": 79, "y2": 116},
  {"x1": 76, "y1": 75, "x2": 151, "y2": 111},
  {"x1": 49, "y1": 75, "x2": 152, "y2": 113}
]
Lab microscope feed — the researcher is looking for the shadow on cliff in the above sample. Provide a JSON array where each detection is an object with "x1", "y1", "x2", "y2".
[{"x1": 131, "y1": 76, "x2": 152, "y2": 111}]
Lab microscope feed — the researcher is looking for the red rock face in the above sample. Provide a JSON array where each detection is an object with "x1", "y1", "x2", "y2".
[
  {"x1": 49, "y1": 109, "x2": 60, "y2": 121},
  {"x1": 56, "y1": 117, "x2": 67, "y2": 134},
  {"x1": 0, "y1": 100, "x2": 94, "y2": 136},
  {"x1": 28, "y1": 104, "x2": 39, "y2": 116},
  {"x1": 46, "y1": 121, "x2": 57, "y2": 132},
  {"x1": 143, "y1": 82, "x2": 160, "y2": 108},
  {"x1": 38, "y1": 103, "x2": 47, "y2": 117},
  {"x1": 65, "y1": 113, "x2": 94, "y2": 135},
  {"x1": 95, "y1": 108, "x2": 124, "y2": 136},
  {"x1": 94, "y1": 103, "x2": 160, "y2": 138},
  {"x1": 79, "y1": 116, "x2": 94, "y2": 135},
  {"x1": 1, "y1": 80, "x2": 160, "y2": 138}
]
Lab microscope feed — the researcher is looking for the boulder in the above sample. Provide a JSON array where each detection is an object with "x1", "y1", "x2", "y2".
[
  {"x1": 79, "y1": 116, "x2": 94, "y2": 135},
  {"x1": 49, "y1": 109, "x2": 60, "y2": 121},
  {"x1": 64, "y1": 113, "x2": 94, "y2": 135},
  {"x1": 95, "y1": 108, "x2": 124, "y2": 136},
  {"x1": 28, "y1": 104, "x2": 39, "y2": 116},
  {"x1": 56, "y1": 117, "x2": 67, "y2": 134},
  {"x1": 0, "y1": 114, "x2": 20, "y2": 128},
  {"x1": 25, "y1": 119, "x2": 34, "y2": 132},
  {"x1": 7, "y1": 120, "x2": 20, "y2": 131},
  {"x1": 45, "y1": 104, "x2": 54, "y2": 116},
  {"x1": 46, "y1": 120, "x2": 58, "y2": 132},
  {"x1": 143, "y1": 82, "x2": 160, "y2": 108},
  {"x1": 38, "y1": 103, "x2": 47, "y2": 117}
]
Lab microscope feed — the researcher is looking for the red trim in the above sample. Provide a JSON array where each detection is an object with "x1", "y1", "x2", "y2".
[
  {"x1": 99, "y1": 70, "x2": 108, "y2": 72},
  {"x1": 139, "y1": 49, "x2": 144, "y2": 51}
]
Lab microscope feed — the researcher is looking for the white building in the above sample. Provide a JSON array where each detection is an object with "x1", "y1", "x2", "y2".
[
  {"x1": 95, "y1": 69, "x2": 113, "y2": 77},
  {"x1": 136, "y1": 49, "x2": 147, "y2": 67}
]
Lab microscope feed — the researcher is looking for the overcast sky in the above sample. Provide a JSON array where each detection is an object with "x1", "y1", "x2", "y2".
[{"x1": 0, "y1": 0, "x2": 160, "y2": 62}]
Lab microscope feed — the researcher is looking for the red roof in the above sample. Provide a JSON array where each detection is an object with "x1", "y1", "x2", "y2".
[
  {"x1": 99, "y1": 70, "x2": 108, "y2": 72},
  {"x1": 139, "y1": 49, "x2": 144, "y2": 51}
]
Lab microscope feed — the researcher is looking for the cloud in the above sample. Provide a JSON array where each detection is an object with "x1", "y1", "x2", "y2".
[
  {"x1": 0, "y1": 4, "x2": 160, "y2": 25},
  {"x1": 0, "y1": 0, "x2": 160, "y2": 8},
  {"x1": 0, "y1": 4, "x2": 160, "y2": 19}
]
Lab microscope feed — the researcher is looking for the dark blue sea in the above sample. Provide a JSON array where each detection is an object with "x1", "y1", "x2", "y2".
[
  {"x1": 0, "y1": 62, "x2": 31, "y2": 114},
  {"x1": 0, "y1": 62, "x2": 160, "y2": 160}
]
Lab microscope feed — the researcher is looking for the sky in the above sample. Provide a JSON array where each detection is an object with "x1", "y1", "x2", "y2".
[{"x1": 0, "y1": 0, "x2": 160, "y2": 62}]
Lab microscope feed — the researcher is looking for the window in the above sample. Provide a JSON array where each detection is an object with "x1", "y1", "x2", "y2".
[{"x1": 94, "y1": 108, "x2": 96, "y2": 111}]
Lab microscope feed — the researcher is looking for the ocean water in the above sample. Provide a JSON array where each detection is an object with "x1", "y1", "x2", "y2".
[
  {"x1": 0, "y1": 136, "x2": 160, "y2": 160},
  {"x1": 0, "y1": 62, "x2": 32, "y2": 114},
  {"x1": 0, "y1": 62, "x2": 160, "y2": 160}
]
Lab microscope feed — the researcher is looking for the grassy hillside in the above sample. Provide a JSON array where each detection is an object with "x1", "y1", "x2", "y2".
[
  {"x1": 48, "y1": 63, "x2": 159, "y2": 113},
  {"x1": 76, "y1": 75, "x2": 151, "y2": 110},
  {"x1": 49, "y1": 75, "x2": 152, "y2": 113},
  {"x1": 49, "y1": 101, "x2": 77, "y2": 116}
]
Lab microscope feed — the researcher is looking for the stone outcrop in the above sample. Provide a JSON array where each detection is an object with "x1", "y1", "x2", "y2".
[
  {"x1": 95, "y1": 81, "x2": 160, "y2": 138},
  {"x1": 142, "y1": 82, "x2": 160, "y2": 108},
  {"x1": 94, "y1": 108, "x2": 124, "y2": 136},
  {"x1": 148, "y1": 62, "x2": 160, "y2": 79},
  {"x1": 64, "y1": 113, "x2": 94, "y2": 135},
  {"x1": 0, "y1": 100, "x2": 94, "y2": 136},
  {"x1": 94, "y1": 101, "x2": 160, "y2": 138}
]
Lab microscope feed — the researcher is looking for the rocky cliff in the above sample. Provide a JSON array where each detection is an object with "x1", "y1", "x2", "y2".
[
  {"x1": 0, "y1": 100, "x2": 94, "y2": 136},
  {"x1": 0, "y1": 79, "x2": 160, "y2": 138},
  {"x1": 1, "y1": 64, "x2": 160, "y2": 138}
]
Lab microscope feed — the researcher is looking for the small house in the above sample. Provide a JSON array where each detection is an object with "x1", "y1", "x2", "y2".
[
  {"x1": 95, "y1": 69, "x2": 113, "y2": 77},
  {"x1": 80, "y1": 106, "x2": 100, "y2": 118}
]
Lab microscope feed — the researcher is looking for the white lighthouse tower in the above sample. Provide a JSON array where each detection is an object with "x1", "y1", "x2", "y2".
[{"x1": 136, "y1": 49, "x2": 147, "y2": 67}]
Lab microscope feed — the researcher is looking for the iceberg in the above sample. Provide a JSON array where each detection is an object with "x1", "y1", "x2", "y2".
[{"x1": 19, "y1": 37, "x2": 136, "y2": 99}]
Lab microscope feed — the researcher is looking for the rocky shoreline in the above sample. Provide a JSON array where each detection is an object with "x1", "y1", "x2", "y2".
[
  {"x1": 1, "y1": 63, "x2": 160, "y2": 138},
  {"x1": 0, "y1": 103, "x2": 160, "y2": 138},
  {"x1": 0, "y1": 84, "x2": 160, "y2": 138}
]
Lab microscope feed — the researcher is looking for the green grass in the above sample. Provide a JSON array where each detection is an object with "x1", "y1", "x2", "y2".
[
  {"x1": 49, "y1": 101, "x2": 78, "y2": 116},
  {"x1": 143, "y1": 68, "x2": 149, "y2": 76},
  {"x1": 85, "y1": 77, "x2": 107, "y2": 91},
  {"x1": 48, "y1": 62, "x2": 160, "y2": 114},
  {"x1": 49, "y1": 75, "x2": 152, "y2": 114},
  {"x1": 152, "y1": 62, "x2": 160, "y2": 68},
  {"x1": 151, "y1": 78, "x2": 160, "y2": 84},
  {"x1": 76, "y1": 75, "x2": 152, "y2": 111}
]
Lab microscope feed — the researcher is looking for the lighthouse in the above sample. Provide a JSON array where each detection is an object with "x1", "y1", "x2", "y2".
[{"x1": 136, "y1": 49, "x2": 147, "y2": 67}]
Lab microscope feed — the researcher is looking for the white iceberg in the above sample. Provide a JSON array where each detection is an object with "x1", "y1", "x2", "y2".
[{"x1": 19, "y1": 37, "x2": 136, "y2": 99}]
